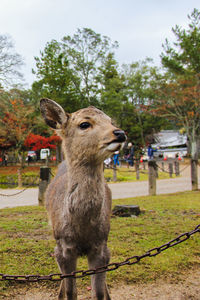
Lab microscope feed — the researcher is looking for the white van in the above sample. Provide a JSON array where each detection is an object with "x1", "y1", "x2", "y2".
[{"x1": 40, "y1": 148, "x2": 50, "y2": 160}]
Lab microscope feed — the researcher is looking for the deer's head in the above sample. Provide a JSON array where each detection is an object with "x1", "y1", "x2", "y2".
[{"x1": 40, "y1": 98, "x2": 126, "y2": 165}]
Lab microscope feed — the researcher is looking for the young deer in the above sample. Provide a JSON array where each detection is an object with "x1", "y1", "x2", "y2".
[{"x1": 40, "y1": 98, "x2": 126, "y2": 300}]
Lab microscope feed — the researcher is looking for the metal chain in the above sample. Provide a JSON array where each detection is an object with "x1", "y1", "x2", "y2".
[
  {"x1": 155, "y1": 162, "x2": 190, "y2": 175},
  {"x1": 0, "y1": 188, "x2": 29, "y2": 197},
  {"x1": 0, "y1": 223, "x2": 199, "y2": 283}
]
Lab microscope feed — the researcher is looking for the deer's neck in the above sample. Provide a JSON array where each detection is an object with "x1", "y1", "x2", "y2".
[
  {"x1": 67, "y1": 161, "x2": 104, "y2": 189},
  {"x1": 65, "y1": 161, "x2": 105, "y2": 215}
]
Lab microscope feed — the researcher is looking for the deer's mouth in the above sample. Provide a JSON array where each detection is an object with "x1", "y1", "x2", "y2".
[{"x1": 106, "y1": 141, "x2": 123, "y2": 152}]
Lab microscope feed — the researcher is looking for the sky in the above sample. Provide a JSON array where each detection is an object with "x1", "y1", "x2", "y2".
[{"x1": 0, "y1": 0, "x2": 200, "y2": 88}]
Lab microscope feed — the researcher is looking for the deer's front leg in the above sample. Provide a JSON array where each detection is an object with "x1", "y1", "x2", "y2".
[
  {"x1": 55, "y1": 244, "x2": 78, "y2": 300},
  {"x1": 88, "y1": 243, "x2": 111, "y2": 300}
]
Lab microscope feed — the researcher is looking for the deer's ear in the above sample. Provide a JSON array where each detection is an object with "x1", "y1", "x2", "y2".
[{"x1": 40, "y1": 98, "x2": 69, "y2": 129}]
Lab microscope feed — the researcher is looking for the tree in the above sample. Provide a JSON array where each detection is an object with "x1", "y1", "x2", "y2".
[
  {"x1": 32, "y1": 40, "x2": 81, "y2": 112},
  {"x1": 121, "y1": 59, "x2": 169, "y2": 146},
  {"x1": 62, "y1": 28, "x2": 118, "y2": 106},
  {"x1": 161, "y1": 8, "x2": 200, "y2": 76},
  {"x1": 25, "y1": 133, "x2": 61, "y2": 151},
  {"x1": 0, "y1": 96, "x2": 38, "y2": 186},
  {"x1": 0, "y1": 34, "x2": 23, "y2": 86},
  {"x1": 98, "y1": 53, "x2": 126, "y2": 121},
  {"x1": 33, "y1": 28, "x2": 118, "y2": 110},
  {"x1": 159, "y1": 8, "x2": 200, "y2": 190}
]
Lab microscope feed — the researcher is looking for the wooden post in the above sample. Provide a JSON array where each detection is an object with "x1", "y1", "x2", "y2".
[
  {"x1": 191, "y1": 159, "x2": 198, "y2": 191},
  {"x1": 168, "y1": 162, "x2": 173, "y2": 178},
  {"x1": 17, "y1": 167, "x2": 23, "y2": 188},
  {"x1": 38, "y1": 166, "x2": 51, "y2": 206},
  {"x1": 148, "y1": 160, "x2": 156, "y2": 196},
  {"x1": 155, "y1": 161, "x2": 158, "y2": 178},
  {"x1": 136, "y1": 159, "x2": 140, "y2": 180},
  {"x1": 113, "y1": 166, "x2": 117, "y2": 182},
  {"x1": 174, "y1": 160, "x2": 180, "y2": 176},
  {"x1": 161, "y1": 162, "x2": 165, "y2": 172}
]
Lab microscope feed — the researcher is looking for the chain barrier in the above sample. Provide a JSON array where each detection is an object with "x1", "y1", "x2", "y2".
[
  {"x1": 0, "y1": 188, "x2": 29, "y2": 197},
  {"x1": 155, "y1": 162, "x2": 190, "y2": 175},
  {"x1": 106, "y1": 161, "x2": 190, "y2": 176},
  {"x1": 0, "y1": 166, "x2": 41, "y2": 197},
  {"x1": 0, "y1": 223, "x2": 199, "y2": 283},
  {"x1": 105, "y1": 165, "x2": 148, "y2": 174}
]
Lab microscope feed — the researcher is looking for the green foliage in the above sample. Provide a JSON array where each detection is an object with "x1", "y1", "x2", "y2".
[
  {"x1": 161, "y1": 8, "x2": 200, "y2": 76},
  {"x1": 32, "y1": 40, "x2": 81, "y2": 112},
  {"x1": 32, "y1": 29, "x2": 170, "y2": 147},
  {"x1": 121, "y1": 59, "x2": 169, "y2": 145},
  {"x1": 156, "y1": 9, "x2": 200, "y2": 158}
]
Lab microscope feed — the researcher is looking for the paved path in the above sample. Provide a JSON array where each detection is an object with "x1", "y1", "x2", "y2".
[{"x1": 0, "y1": 164, "x2": 199, "y2": 209}]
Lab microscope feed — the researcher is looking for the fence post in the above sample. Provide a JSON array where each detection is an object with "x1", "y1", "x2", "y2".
[
  {"x1": 191, "y1": 159, "x2": 198, "y2": 191},
  {"x1": 174, "y1": 159, "x2": 180, "y2": 176},
  {"x1": 38, "y1": 166, "x2": 51, "y2": 206},
  {"x1": 136, "y1": 159, "x2": 140, "y2": 180},
  {"x1": 169, "y1": 162, "x2": 173, "y2": 178},
  {"x1": 148, "y1": 159, "x2": 157, "y2": 196},
  {"x1": 113, "y1": 166, "x2": 117, "y2": 182}
]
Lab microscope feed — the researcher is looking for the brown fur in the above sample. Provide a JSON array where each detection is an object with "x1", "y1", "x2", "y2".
[{"x1": 40, "y1": 99, "x2": 126, "y2": 300}]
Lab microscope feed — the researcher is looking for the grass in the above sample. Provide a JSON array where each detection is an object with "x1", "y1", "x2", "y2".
[{"x1": 0, "y1": 191, "x2": 200, "y2": 298}]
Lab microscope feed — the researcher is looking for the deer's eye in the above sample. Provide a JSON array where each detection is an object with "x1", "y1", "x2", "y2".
[{"x1": 79, "y1": 122, "x2": 91, "y2": 130}]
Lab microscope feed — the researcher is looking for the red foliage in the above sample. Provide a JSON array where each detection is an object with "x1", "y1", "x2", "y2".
[{"x1": 24, "y1": 133, "x2": 61, "y2": 151}]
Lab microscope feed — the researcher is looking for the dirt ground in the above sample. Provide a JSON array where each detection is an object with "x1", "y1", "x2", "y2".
[{"x1": 5, "y1": 267, "x2": 200, "y2": 300}]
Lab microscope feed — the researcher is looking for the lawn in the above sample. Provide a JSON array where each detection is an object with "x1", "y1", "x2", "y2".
[{"x1": 0, "y1": 191, "x2": 200, "y2": 298}]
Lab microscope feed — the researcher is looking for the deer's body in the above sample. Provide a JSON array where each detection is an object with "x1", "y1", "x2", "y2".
[
  {"x1": 40, "y1": 99, "x2": 126, "y2": 300},
  {"x1": 46, "y1": 161, "x2": 111, "y2": 255}
]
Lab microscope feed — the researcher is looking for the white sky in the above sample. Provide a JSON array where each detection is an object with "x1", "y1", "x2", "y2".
[{"x1": 0, "y1": 0, "x2": 199, "y2": 87}]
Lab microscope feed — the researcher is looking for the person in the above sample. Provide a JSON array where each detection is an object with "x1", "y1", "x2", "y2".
[
  {"x1": 113, "y1": 151, "x2": 120, "y2": 166},
  {"x1": 147, "y1": 144, "x2": 157, "y2": 159},
  {"x1": 27, "y1": 154, "x2": 32, "y2": 165},
  {"x1": 126, "y1": 142, "x2": 134, "y2": 168},
  {"x1": 3, "y1": 153, "x2": 8, "y2": 166}
]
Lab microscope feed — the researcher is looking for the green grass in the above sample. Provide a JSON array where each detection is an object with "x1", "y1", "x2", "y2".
[{"x1": 0, "y1": 191, "x2": 200, "y2": 297}]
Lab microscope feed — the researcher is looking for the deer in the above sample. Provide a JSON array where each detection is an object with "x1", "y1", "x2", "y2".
[{"x1": 40, "y1": 98, "x2": 126, "y2": 300}]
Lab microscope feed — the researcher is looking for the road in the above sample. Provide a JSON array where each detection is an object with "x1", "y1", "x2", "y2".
[{"x1": 0, "y1": 164, "x2": 199, "y2": 209}]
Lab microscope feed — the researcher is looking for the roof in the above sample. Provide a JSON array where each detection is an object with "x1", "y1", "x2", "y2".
[{"x1": 152, "y1": 130, "x2": 187, "y2": 148}]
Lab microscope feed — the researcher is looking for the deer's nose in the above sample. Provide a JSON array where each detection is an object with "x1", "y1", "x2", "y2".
[{"x1": 113, "y1": 130, "x2": 126, "y2": 142}]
